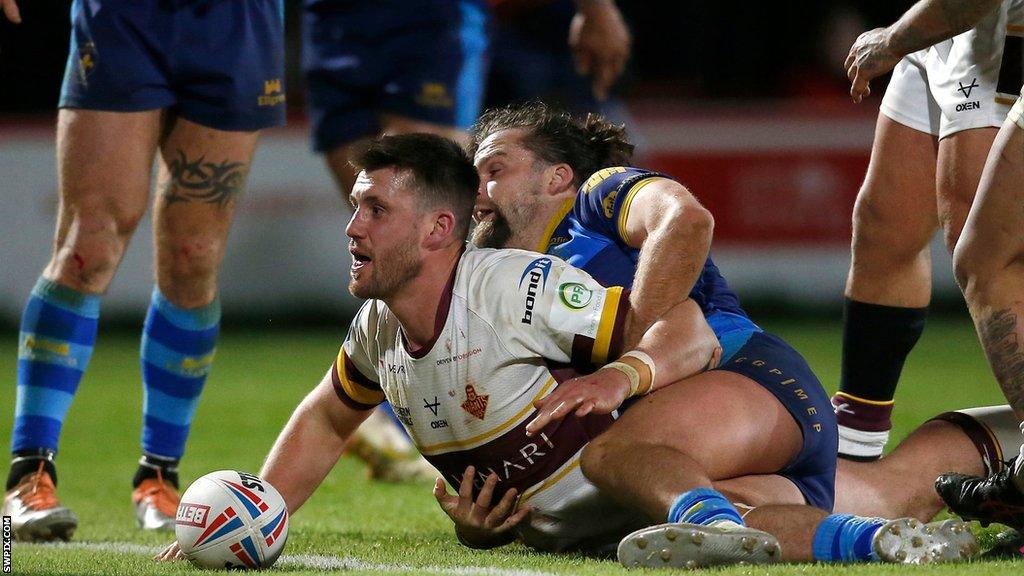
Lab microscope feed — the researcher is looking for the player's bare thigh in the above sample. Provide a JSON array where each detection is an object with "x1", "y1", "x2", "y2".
[
  {"x1": 44, "y1": 109, "x2": 162, "y2": 294},
  {"x1": 833, "y1": 419, "x2": 982, "y2": 520},
  {"x1": 935, "y1": 127, "x2": 998, "y2": 253},
  {"x1": 582, "y1": 369, "x2": 805, "y2": 522},
  {"x1": 955, "y1": 120, "x2": 1024, "y2": 283},
  {"x1": 846, "y1": 115, "x2": 939, "y2": 306},
  {"x1": 152, "y1": 116, "x2": 260, "y2": 308}
]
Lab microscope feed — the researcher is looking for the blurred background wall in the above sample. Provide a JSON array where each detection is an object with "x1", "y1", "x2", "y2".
[{"x1": 1, "y1": 1, "x2": 959, "y2": 325}]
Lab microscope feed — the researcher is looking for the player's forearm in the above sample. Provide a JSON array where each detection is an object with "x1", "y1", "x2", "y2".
[
  {"x1": 625, "y1": 298, "x2": 721, "y2": 392},
  {"x1": 886, "y1": 0, "x2": 1001, "y2": 58},
  {"x1": 260, "y1": 394, "x2": 351, "y2": 514},
  {"x1": 623, "y1": 204, "x2": 713, "y2": 349}
]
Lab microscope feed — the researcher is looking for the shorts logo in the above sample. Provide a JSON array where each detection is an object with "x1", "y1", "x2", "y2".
[
  {"x1": 415, "y1": 82, "x2": 453, "y2": 109},
  {"x1": 519, "y1": 258, "x2": 553, "y2": 325},
  {"x1": 394, "y1": 405, "x2": 414, "y2": 427},
  {"x1": 558, "y1": 282, "x2": 593, "y2": 310},
  {"x1": 258, "y1": 79, "x2": 286, "y2": 107},
  {"x1": 75, "y1": 42, "x2": 98, "y2": 86},
  {"x1": 957, "y1": 77, "x2": 979, "y2": 99},
  {"x1": 461, "y1": 384, "x2": 489, "y2": 420}
]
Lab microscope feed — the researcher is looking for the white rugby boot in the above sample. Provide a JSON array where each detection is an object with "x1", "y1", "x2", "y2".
[
  {"x1": 871, "y1": 518, "x2": 979, "y2": 564},
  {"x1": 618, "y1": 521, "x2": 781, "y2": 569},
  {"x1": 2, "y1": 461, "x2": 78, "y2": 542},
  {"x1": 347, "y1": 408, "x2": 435, "y2": 482},
  {"x1": 132, "y1": 468, "x2": 179, "y2": 531}
]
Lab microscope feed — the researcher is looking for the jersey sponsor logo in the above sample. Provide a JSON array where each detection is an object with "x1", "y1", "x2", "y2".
[
  {"x1": 423, "y1": 396, "x2": 441, "y2": 416},
  {"x1": 461, "y1": 384, "x2": 490, "y2": 420},
  {"x1": 957, "y1": 77, "x2": 979, "y2": 99},
  {"x1": 258, "y1": 79, "x2": 286, "y2": 107},
  {"x1": 436, "y1": 347, "x2": 482, "y2": 366},
  {"x1": 415, "y1": 82, "x2": 453, "y2": 109},
  {"x1": 602, "y1": 189, "x2": 619, "y2": 219},
  {"x1": 558, "y1": 282, "x2": 593, "y2": 310},
  {"x1": 582, "y1": 166, "x2": 628, "y2": 194},
  {"x1": 395, "y1": 405, "x2": 414, "y2": 426},
  {"x1": 519, "y1": 257, "x2": 553, "y2": 325}
]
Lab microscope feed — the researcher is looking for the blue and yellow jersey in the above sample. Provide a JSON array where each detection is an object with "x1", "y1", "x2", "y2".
[{"x1": 534, "y1": 166, "x2": 749, "y2": 331}]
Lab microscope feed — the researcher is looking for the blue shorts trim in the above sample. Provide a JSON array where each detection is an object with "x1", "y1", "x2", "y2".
[
  {"x1": 714, "y1": 331, "x2": 838, "y2": 511},
  {"x1": 59, "y1": 0, "x2": 285, "y2": 131},
  {"x1": 705, "y1": 311, "x2": 761, "y2": 363}
]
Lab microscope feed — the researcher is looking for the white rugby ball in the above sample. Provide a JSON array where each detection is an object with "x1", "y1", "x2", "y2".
[{"x1": 175, "y1": 470, "x2": 289, "y2": 570}]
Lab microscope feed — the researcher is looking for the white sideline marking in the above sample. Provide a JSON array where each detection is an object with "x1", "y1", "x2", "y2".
[{"x1": 24, "y1": 541, "x2": 557, "y2": 576}]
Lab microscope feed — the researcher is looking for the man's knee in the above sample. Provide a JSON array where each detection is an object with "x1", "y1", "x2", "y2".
[
  {"x1": 580, "y1": 433, "x2": 623, "y2": 485},
  {"x1": 49, "y1": 206, "x2": 143, "y2": 292},
  {"x1": 157, "y1": 235, "x2": 225, "y2": 305},
  {"x1": 952, "y1": 232, "x2": 999, "y2": 297},
  {"x1": 851, "y1": 193, "x2": 933, "y2": 259}
]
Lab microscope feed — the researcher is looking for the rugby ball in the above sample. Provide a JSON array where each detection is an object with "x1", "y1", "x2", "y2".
[{"x1": 175, "y1": 470, "x2": 289, "y2": 570}]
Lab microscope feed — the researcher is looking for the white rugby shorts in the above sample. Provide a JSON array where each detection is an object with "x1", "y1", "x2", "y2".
[{"x1": 881, "y1": 1, "x2": 1023, "y2": 139}]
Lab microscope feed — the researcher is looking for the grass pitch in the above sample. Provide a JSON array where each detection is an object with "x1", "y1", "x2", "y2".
[{"x1": 3, "y1": 314, "x2": 1020, "y2": 575}]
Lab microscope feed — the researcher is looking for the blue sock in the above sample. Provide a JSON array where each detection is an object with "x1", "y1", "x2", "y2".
[
  {"x1": 140, "y1": 289, "x2": 220, "y2": 459},
  {"x1": 812, "y1": 514, "x2": 885, "y2": 562},
  {"x1": 667, "y1": 487, "x2": 745, "y2": 526},
  {"x1": 13, "y1": 278, "x2": 100, "y2": 454}
]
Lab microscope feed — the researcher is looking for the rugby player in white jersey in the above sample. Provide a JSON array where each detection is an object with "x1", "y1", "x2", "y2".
[
  {"x1": 158, "y1": 133, "x2": 978, "y2": 567},
  {"x1": 835, "y1": 0, "x2": 1024, "y2": 460}
]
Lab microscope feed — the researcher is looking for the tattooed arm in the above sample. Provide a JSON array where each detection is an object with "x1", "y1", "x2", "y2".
[{"x1": 845, "y1": 0, "x2": 1002, "y2": 103}]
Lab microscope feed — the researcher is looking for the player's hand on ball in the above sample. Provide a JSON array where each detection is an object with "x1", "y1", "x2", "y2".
[
  {"x1": 433, "y1": 467, "x2": 530, "y2": 549},
  {"x1": 154, "y1": 541, "x2": 187, "y2": 562},
  {"x1": 845, "y1": 27, "x2": 899, "y2": 103},
  {"x1": 526, "y1": 368, "x2": 630, "y2": 436}
]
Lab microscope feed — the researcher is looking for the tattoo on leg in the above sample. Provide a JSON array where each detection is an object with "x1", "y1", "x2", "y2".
[
  {"x1": 979, "y1": 309, "x2": 1024, "y2": 413},
  {"x1": 162, "y1": 149, "x2": 249, "y2": 207}
]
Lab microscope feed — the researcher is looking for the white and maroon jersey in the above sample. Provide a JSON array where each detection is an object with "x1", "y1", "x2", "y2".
[{"x1": 332, "y1": 247, "x2": 647, "y2": 552}]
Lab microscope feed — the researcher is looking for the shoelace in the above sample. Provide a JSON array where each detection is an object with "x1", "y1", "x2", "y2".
[
  {"x1": 138, "y1": 468, "x2": 179, "y2": 516},
  {"x1": 19, "y1": 461, "x2": 60, "y2": 511}
]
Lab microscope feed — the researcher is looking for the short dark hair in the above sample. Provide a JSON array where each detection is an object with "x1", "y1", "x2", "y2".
[
  {"x1": 470, "y1": 101, "x2": 635, "y2": 186},
  {"x1": 351, "y1": 133, "x2": 479, "y2": 240}
]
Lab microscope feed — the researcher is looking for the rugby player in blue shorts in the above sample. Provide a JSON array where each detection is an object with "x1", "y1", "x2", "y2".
[
  {"x1": 464, "y1": 103, "x2": 986, "y2": 565},
  {"x1": 1, "y1": 0, "x2": 285, "y2": 540}
]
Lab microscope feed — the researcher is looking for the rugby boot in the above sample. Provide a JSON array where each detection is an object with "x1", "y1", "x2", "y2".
[
  {"x1": 617, "y1": 521, "x2": 781, "y2": 569},
  {"x1": 936, "y1": 460, "x2": 1024, "y2": 529},
  {"x1": 871, "y1": 518, "x2": 978, "y2": 564},
  {"x1": 347, "y1": 409, "x2": 436, "y2": 482},
  {"x1": 132, "y1": 468, "x2": 179, "y2": 531},
  {"x1": 980, "y1": 528, "x2": 1024, "y2": 558},
  {"x1": 2, "y1": 461, "x2": 77, "y2": 542}
]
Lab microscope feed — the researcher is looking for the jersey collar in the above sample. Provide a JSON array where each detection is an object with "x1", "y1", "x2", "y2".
[{"x1": 534, "y1": 198, "x2": 575, "y2": 253}]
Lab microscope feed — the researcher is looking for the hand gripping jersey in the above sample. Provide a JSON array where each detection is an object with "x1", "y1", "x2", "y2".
[{"x1": 333, "y1": 248, "x2": 647, "y2": 552}]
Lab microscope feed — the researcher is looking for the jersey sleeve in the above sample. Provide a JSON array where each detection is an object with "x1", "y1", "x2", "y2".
[
  {"x1": 332, "y1": 300, "x2": 386, "y2": 410},
  {"x1": 575, "y1": 166, "x2": 674, "y2": 244},
  {"x1": 475, "y1": 251, "x2": 630, "y2": 370}
]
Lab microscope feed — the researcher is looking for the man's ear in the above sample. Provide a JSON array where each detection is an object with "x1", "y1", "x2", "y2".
[
  {"x1": 424, "y1": 209, "x2": 458, "y2": 249},
  {"x1": 543, "y1": 163, "x2": 576, "y2": 198}
]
